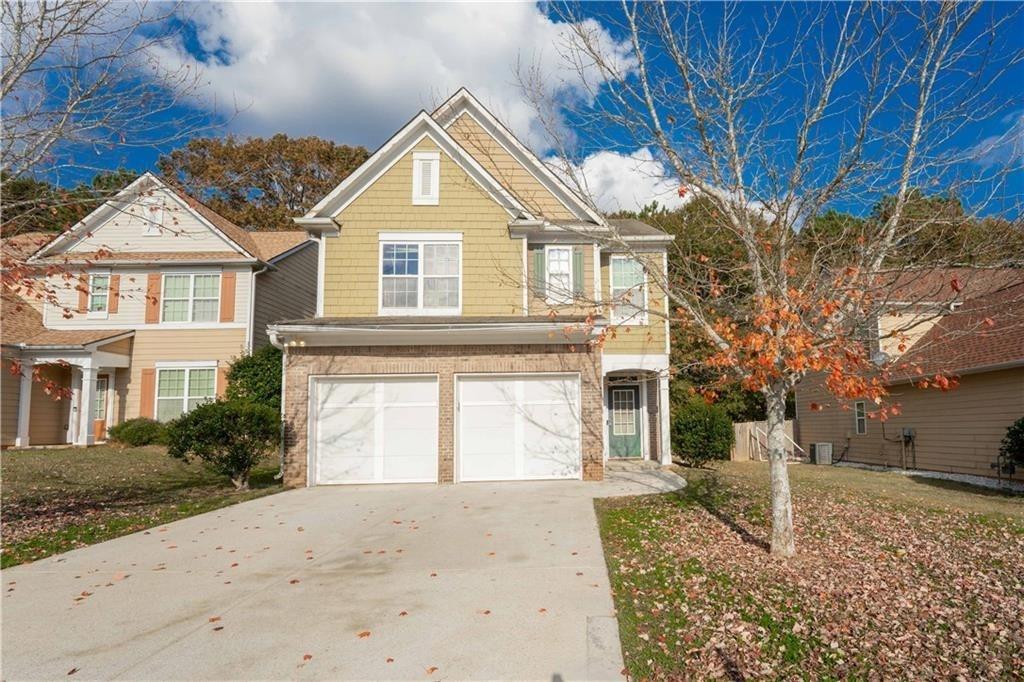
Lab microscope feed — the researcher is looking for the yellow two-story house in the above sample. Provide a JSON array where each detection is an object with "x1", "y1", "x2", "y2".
[
  {"x1": 272, "y1": 89, "x2": 673, "y2": 486},
  {"x1": 1, "y1": 173, "x2": 317, "y2": 447}
]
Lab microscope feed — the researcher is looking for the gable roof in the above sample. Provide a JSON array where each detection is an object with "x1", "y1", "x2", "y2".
[
  {"x1": 299, "y1": 111, "x2": 532, "y2": 226},
  {"x1": 888, "y1": 278, "x2": 1024, "y2": 380},
  {"x1": 432, "y1": 88, "x2": 605, "y2": 225},
  {"x1": 30, "y1": 173, "x2": 260, "y2": 263}
]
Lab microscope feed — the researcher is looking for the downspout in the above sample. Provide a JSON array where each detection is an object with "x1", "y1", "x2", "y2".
[
  {"x1": 270, "y1": 329, "x2": 288, "y2": 481},
  {"x1": 248, "y1": 265, "x2": 269, "y2": 352}
]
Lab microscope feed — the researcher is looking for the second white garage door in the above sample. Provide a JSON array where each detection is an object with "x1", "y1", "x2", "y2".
[
  {"x1": 313, "y1": 376, "x2": 438, "y2": 484},
  {"x1": 458, "y1": 374, "x2": 582, "y2": 481}
]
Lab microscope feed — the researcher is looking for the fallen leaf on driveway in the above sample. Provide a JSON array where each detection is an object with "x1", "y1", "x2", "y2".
[
  {"x1": 480, "y1": 609, "x2": 491, "y2": 615},
  {"x1": 208, "y1": 616, "x2": 221, "y2": 623},
  {"x1": 399, "y1": 611, "x2": 408, "y2": 616},
  {"x1": 430, "y1": 572, "x2": 437, "y2": 577},
  {"x1": 67, "y1": 668, "x2": 79, "y2": 676},
  {"x1": 426, "y1": 666, "x2": 438, "y2": 675},
  {"x1": 357, "y1": 630, "x2": 371, "y2": 639},
  {"x1": 386, "y1": 658, "x2": 395, "y2": 663},
  {"x1": 303, "y1": 654, "x2": 313, "y2": 661},
  {"x1": 575, "y1": 572, "x2": 583, "y2": 576},
  {"x1": 212, "y1": 626, "x2": 224, "y2": 632},
  {"x1": 538, "y1": 608, "x2": 547, "y2": 614},
  {"x1": 289, "y1": 579, "x2": 300, "y2": 585},
  {"x1": 297, "y1": 527, "x2": 305, "y2": 532},
  {"x1": 230, "y1": 563, "x2": 239, "y2": 568}
]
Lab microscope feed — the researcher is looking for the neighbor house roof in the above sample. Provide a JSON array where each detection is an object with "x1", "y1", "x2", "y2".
[
  {"x1": 247, "y1": 231, "x2": 310, "y2": 262},
  {"x1": 32, "y1": 251, "x2": 251, "y2": 264},
  {"x1": 889, "y1": 280, "x2": 1024, "y2": 380},
  {"x1": 0, "y1": 232, "x2": 55, "y2": 262},
  {"x1": 871, "y1": 267, "x2": 1023, "y2": 305},
  {"x1": 0, "y1": 293, "x2": 131, "y2": 350}
]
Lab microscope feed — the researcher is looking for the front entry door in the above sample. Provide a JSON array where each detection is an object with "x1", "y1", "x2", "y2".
[
  {"x1": 93, "y1": 375, "x2": 109, "y2": 441},
  {"x1": 609, "y1": 385, "x2": 642, "y2": 457}
]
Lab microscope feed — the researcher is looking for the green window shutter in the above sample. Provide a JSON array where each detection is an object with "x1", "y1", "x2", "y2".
[
  {"x1": 532, "y1": 246, "x2": 546, "y2": 297},
  {"x1": 572, "y1": 247, "x2": 584, "y2": 298}
]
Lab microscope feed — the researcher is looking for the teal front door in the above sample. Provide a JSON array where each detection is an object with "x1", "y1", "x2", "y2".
[{"x1": 608, "y1": 385, "x2": 642, "y2": 457}]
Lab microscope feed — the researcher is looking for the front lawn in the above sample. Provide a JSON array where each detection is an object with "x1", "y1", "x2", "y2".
[
  {"x1": 596, "y1": 462, "x2": 1024, "y2": 680},
  {"x1": 0, "y1": 445, "x2": 281, "y2": 568}
]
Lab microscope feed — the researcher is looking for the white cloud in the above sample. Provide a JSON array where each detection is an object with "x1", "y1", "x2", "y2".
[
  {"x1": 155, "y1": 3, "x2": 633, "y2": 152},
  {"x1": 970, "y1": 111, "x2": 1024, "y2": 168},
  {"x1": 551, "y1": 147, "x2": 687, "y2": 213}
]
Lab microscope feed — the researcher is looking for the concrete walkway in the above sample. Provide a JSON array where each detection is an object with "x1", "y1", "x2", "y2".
[{"x1": 1, "y1": 469, "x2": 683, "y2": 681}]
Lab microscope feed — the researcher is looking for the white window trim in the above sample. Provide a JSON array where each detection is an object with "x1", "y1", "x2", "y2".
[
  {"x1": 87, "y1": 271, "x2": 110, "y2": 319},
  {"x1": 411, "y1": 151, "x2": 440, "y2": 206},
  {"x1": 154, "y1": 364, "x2": 218, "y2": 422},
  {"x1": 544, "y1": 245, "x2": 574, "y2": 305},
  {"x1": 854, "y1": 401, "x2": 867, "y2": 435},
  {"x1": 609, "y1": 255, "x2": 649, "y2": 326},
  {"x1": 378, "y1": 239, "x2": 462, "y2": 316},
  {"x1": 141, "y1": 196, "x2": 164, "y2": 236},
  {"x1": 160, "y1": 272, "x2": 221, "y2": 324}
]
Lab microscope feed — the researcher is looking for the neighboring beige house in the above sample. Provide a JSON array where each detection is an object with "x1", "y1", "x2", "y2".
[
  {"x1": 796, "y1": 275, "x2": 1024, "y2": 482},
  {"x1": 271, "y1": 88, "x2": 673, "y2": 487},
  {"x1": 0, "y1": 173, "x2": 316, "y2": 447}
]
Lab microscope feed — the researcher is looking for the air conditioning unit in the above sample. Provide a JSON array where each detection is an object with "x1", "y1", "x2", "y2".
[{"x1": 810, "y1": 442, "x2": 833, "y2": 465}]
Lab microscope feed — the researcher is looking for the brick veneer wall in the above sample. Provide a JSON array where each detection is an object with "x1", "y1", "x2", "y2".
[{"x1": 281, "y1": 344, "x2": 604, "y2": 487}]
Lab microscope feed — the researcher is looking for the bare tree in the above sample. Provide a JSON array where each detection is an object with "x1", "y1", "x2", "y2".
[
  {"x1": 1, "y1": 0, "x2": 230, "y2": 239},
  {"x1": 522, "y1": 1, "x2": 1024, "y2": 556}
]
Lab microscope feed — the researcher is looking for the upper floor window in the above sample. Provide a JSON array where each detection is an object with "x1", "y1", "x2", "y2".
[
  {"x1": 88, "y1": 274, "x2": 110, "y2": 313},
  {"x1": 141, "y1": 196, "x2": 164, "y2": 236},
  {"x1": 380, "y1": 236, "x2": 460, "y2": 314},
  {"x1": 854, "y1": 401, "x2": 867, "y2": 435},
  {"x1": 610, "y1": 256, "x2": 647, "y2": 325},
  {"x1": 545, "y1": 246, "x2": 574, "y2": 304},
  {"x1": 162, "y1": 273, "x2": 220, "y2": 323},
  {"x1": 412, "y1": 151, "x2": 440, "y2": 205}
]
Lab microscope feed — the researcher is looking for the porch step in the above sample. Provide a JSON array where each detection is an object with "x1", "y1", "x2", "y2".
[{"x1": 605, "y1": 459, "x2": 662, "y2": 472}]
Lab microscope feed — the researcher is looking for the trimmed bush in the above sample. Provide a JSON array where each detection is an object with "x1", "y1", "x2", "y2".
[
  {"x1": 165, "y1": 399, "x2": 280, "y2": 489},
  {"x1": 226, "y1": 344, "x2": 283, "y2": 411},
  {"x1": 672, "y1": 399, "x2": 734, "y2": 467},
  {"x1": 1000, "y1": 416, "x2": 1024, "y2": 467},
  {"x1": 108, "y1": 417, "x2": 166, "y2": 447}
]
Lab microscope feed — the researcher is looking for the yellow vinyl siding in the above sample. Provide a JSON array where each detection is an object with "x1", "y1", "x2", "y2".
[
  {"x1": 0, "y1": 353, "x2": 20, "y2": 445},
  {"x1": 447, "y1": 113, "x2": 575, "y2": 221},
  {"x1": 323, "y1": 138, "x2": 523, "y2": 317},
  {"x1": 795, "y1": 368, "x2": 1024, "y2": 481},
  {"x1": 600, "y1": 252, "x2": 668, "y2": 354},
  {"x1": 122, "y1": 328, "x2": 247, "y2": 419}
]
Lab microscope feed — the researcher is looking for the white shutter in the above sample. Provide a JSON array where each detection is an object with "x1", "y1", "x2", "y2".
[{"x1": 412, "y1": 151, "x2": 440, "y2": 205}]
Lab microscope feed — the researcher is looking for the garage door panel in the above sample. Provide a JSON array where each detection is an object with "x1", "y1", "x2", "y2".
[
  {"x1": 458, "y1": 375, "x2": 581, "y2": 482},
  {"x1": 314, "y1": 377, "x2": 438, "y2": 485}
]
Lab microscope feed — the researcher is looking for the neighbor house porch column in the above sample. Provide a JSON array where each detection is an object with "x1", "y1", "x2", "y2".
[
  {"x1": 14, "y1": 366, "x2": 32, "y2": 447},
  {"x1": 75, "y1": 365, "x2": 98, "y2": 446}
]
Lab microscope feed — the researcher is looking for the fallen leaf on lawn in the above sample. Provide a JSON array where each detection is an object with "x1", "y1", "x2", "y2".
[{"x1": 357, "y1": 630, "x2": 371, "y2": 639}]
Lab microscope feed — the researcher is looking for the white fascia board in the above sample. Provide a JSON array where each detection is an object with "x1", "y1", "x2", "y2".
[
  {"x1": 602, "y1": 352, "x2": 670, "y2": 374},
  {"x1": 303, "y1": 111, "x2": 532, "y2": 221},
  {"x1": 433, "y1": 88, "x2": 605, "y2": 225}
]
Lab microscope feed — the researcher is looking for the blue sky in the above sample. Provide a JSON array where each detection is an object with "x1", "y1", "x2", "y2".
[{"x1": 55, "y1": 2, "x2": 1024, "y2": 216}]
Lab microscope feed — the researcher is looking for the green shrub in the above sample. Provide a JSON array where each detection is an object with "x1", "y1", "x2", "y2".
[
  {"x1": 165, "y1": 399, "x2": 280, "y2": 489},
  {"x1": 1000, "y1": 417, "x2": 1024, "y2": 467},
  {"x1": 108, "y1": 417, "x2": 166, "y2": 447},
  {"x1": 672, "y1": 399, "x2": 734, "y2": 467},
  {"x1": 226, "y1": 344, "x2": 283, "y2": 411}
]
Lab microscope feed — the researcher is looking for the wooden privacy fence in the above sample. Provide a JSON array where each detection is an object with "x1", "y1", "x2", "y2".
[{"x1": 731, "y1": 420, "x2": 805, "y2": 461}]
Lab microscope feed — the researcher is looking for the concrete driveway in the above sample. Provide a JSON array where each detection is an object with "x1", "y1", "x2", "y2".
[{"x1": 1, "y1": 469, "x2": 683, "y2": 681}]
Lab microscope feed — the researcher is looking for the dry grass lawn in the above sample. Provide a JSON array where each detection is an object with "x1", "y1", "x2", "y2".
[{"x1": 596, "y1": 461, "x2": 1023, "y2": 680}]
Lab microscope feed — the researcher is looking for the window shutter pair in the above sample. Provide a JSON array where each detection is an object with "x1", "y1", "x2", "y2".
[{"x1": 530, "y1": 246, "x2": 585, "y2": 299}]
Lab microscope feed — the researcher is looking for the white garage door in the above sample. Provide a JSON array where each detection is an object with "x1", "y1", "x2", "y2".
[
  {"x1": 458, "y1": 374, "x2": 581, "y2": 481},
  {"x1": 313, "y1": 376, "x2": 438, "y2": 484}
]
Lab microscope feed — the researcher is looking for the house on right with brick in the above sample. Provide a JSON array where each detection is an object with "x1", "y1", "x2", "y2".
[{"x1": 795, "y1": 270, "x2": 1024, "y2": 483}]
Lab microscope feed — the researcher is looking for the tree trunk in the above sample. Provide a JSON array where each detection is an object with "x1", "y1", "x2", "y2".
[
  {"x1": 765, "y1": 388, "x2": 796, "y2": 557},
  {"x1": 231, "y1": 473, "x2": 250, "y2": 491}
]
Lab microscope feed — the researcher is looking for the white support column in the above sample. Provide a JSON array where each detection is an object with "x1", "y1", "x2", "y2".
[
  {"x1": 14, "y1": 366, "x2": 32, "y2": 447},
  {"x1": 66, "y1": 369, "x2": 82, "y2": 444},
  {"x1": 76, "y1": 365, "x2": 98, "y2": 446},
  {"x1": 659, "y1": 373, "x2": 671, "y2": 465}
]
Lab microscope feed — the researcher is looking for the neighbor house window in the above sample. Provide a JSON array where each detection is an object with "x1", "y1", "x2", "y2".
[
  {"x1": 161, "y1": 273, "x2": 220, "y2": 323},
  {"x1": 854, "y1": 401, "x2": 867, "y2": 435},
  {"x1": 88, "y1": 274, "x2": 110, "y2": 313},
  {"x1": 610, "y1": 256, "x2": 647, "y2": 325},
  {"x1": 141, "y1": 196, "x2": 164, "y2": 236},
  {"x1": 156, "y1": 367, "x2": 216, "y2": 422},
  {"x1": 412, "y1": 151, "x2": 440, "y2": 205},
  {"x1": 380, "y1": 238, "x2": 460, "y2": 314},
  {"x1": 545, "y1": 246, "x2": 573, "y2": 304}
]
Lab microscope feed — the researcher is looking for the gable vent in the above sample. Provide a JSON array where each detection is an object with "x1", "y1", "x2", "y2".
[{"x1": 412, "y1": 151, "x2": 440, "y2": 205}]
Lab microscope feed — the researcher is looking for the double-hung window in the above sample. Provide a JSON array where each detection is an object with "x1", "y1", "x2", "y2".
[
  {"x1": 545, "y1": 246, "x2": 573, "y2": 304},
  {"x1": 610, "y1": 256, "x2": 647, "y2": 325},
  {"x1": 156, "y1": 366, "x2": 217, "y2": 422},
  {"x1": 161, "y1": 273, "x2": 220, "y2": 323},
  {"x1": 854, "y1": 401, "x2": 867, "y2": 435},
  {"x1": 88, "y1": 273, "x2": 110, "y2": 314},
  {"x1": 380, "y1": 236, "x2": 461, "y2": 314}
]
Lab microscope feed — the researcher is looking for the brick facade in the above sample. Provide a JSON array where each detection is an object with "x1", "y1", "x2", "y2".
[{"x1": 282, "y1": 344, "x2": 604, "y2": 487}]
